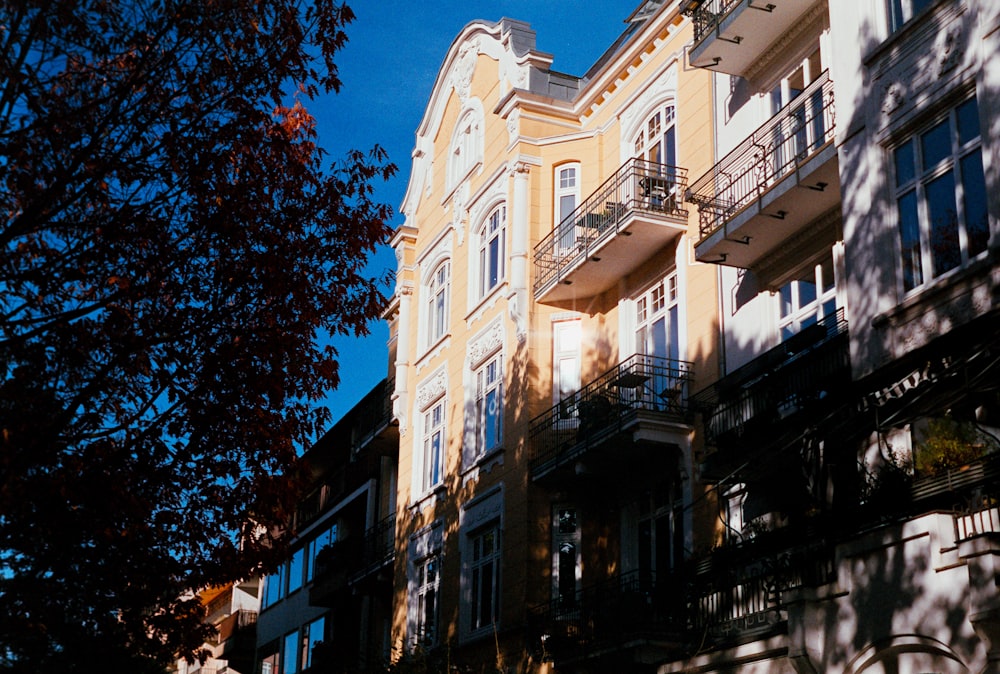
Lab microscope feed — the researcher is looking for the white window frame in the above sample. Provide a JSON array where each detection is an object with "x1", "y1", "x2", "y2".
[
  {"x1": 776, "y1": 254, "x2": 837, "y2": 341},
  {"x1": 474, "y1": 353, "x2": 503, "y2": 457},
  {"x1": 886, "y1": 0, "x2": 934, "y2": 34},
  {"x1": 634, "y1": 272, "x2": 680, "y2": 362},
  {"x1": 468, "y1": 525, "x2": 501, "y2": 635},
  {"x1": 552, "y1": 319, "x2": 582, "y2": 410},
  {"x1": 421, "y1": 400, "x2": 445, "y2": 493},
  {"x1": 425, "y1": 260, "x2": 450, "y2": 347},
  {"x1": 552, "y1": 505, "x2": 581, "y2": 607},
  {"x1": 448, "y1": 107, "x2": 483, "y2": 190},
  {"x1": 476, "y1": 204, "x2": 507, "y2": 300},
  {"x1": 554, "y1": 163, "x2": 581, "y2": 252},
  {"x1": 892, "y1": 95, "x2": 989, "y2": 293},
  {"x1": 413, "y1": 554, "x2": 441, "y2": 647}
]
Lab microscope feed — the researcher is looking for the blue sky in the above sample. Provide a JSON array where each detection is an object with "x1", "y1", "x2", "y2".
[{"x1": 314, "y1": 1, "x2": 639, "y2": 426}]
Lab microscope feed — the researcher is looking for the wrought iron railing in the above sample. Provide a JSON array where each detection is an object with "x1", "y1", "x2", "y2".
[
  {"x1": 530, "y1": 537, "x2": 834, "y2": 662},
  {"x1": 352, "y1": 512, "x2": 396, "y2": 581},
  {"x1": 534, "y1": 158, "x2": 688, "y2": 296},
  {"x1": 683, "y1": 0, "x2": 745, "y2": 47},
  {"x1": 529, "y1": 353, "x2": 693, "y2": 475},
  {"x1": 691, "y1": 534, "x2": 835, "y2": 636},
  {"x1": 691, "y1": 309, "x2": 848, "y2": 443},
  {"x1": 530, "y1": 570, "x2": 685, "y2": 660},
  {"x1": 687, "y1": 72, "x2": 835, "y2": 240}
]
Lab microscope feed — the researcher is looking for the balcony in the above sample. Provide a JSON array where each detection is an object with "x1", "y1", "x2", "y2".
[
  {"x1": 534, "y1": 159, "x2": 688, "y2": 308},
  {"x1": 688, "y1": 73, "x2": 838, "y2": 276},
  {"x1": 529, "y1": 571, "x2": 687, "y2": 668},
  {"x1": 310, "y1": 513, "x2": 396, "y2": 607},
  {"x1": 684, "y1": 0, "x2": 825, "y2": 79},
  {"x1": 529, "y1": 354, "x2": 693, "y2": 485},
  {"x1": 689, "y1": 526, "x2": 835, "y2": 644},
  {"x1": 692, "y1": 310, "x2": 849, "y2": 475},
  {"x1": 349, "y1": 513, "x2": 396, "y2": 586}
]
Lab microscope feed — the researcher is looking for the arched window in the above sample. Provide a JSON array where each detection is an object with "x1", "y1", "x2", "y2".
[
  {"x1": 448, "y1": 107, "x2": 483, "y2": 189},
  {"x1": 477, "y1": 205, "x2": 506, "y2": 299},
  {"x1": 425, "y1": 261, "x2": 450, "y2": 346},
  {"x1": 634, "y1": 104, "x2": 676, "y2": 167}
]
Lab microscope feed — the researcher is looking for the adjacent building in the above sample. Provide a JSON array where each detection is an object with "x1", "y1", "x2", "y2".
[{"x1": 254, "y1": 0, "x2": 1000, "y2": 672}]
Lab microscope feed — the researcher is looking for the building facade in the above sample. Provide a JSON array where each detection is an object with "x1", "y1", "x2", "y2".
[
  {"x1": 252, "y1": 1, "x2": 1000, "y2": 672},
  {"x1": 254, "y1": 380, "x2": 398, "y2": 673}
]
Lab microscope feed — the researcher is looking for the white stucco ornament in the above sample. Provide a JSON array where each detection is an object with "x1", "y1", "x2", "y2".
[
  {"x1": 881, "y1": 82, "x2": 905, "y2": 116},
  {"x1": 452, "y1": 38, "x2": 480, "y2": 103}
]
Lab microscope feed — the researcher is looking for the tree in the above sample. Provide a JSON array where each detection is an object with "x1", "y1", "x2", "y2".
[{"x1": 0, "y1": 0, "x2": 395, "y2": 669}]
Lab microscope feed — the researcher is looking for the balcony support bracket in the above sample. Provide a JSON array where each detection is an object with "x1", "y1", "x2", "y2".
[
  {"x1": 748, "y1": 2, "x2": 776, "y2": 11},
  {"x1": 718, "y1": 34, "x2": 743, "y2": 45},
  {"x1": 726, "y1": 235, "x2": 752, "y2": 246},
  {"x1": 769, "y1": 210, "x2": 788, "y2": 220}
]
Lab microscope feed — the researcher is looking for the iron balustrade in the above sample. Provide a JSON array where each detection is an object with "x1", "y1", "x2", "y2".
[
  {"x1": 687, "y1": 72, "x2": 835, "y2": 241},
  {"x1": 530, "y1": 570, "x2": 685, "y2": 659},
  {"x1": 353, "y1": 512, "x2": 396, "y2": 580},
  {"x1": 529, "y1": 353, "x2": 693, "y2": 475},
  {"x1": 683, "y1": 0, "x2": 744, "y2": 47},
  {"x1": 692, "y1": 309, "x2": 848, "y2": 444},
  {"x1": 955, "y1": 501, "x2": 1000, "y2": 542},
  {"x1": 534, "y1": 158, "x2": 688, "y2": 296},
  {"x1": 350, "y1": 379, "x2": 395, "y2": 453}
]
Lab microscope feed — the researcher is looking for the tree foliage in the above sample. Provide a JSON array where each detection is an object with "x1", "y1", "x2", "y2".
[{"x1": 0, "y1": 0, "x2": 394, "y2": 669}]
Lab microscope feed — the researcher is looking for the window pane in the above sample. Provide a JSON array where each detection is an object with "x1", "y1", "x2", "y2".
[
  {"x1": 920, "y1": 120, "x2": 951, "y2": 171},
  {"x1": 283, "y1": 631, "x2": 299, "y2": 674},
  {"x1": 798, "y1": 278, "x2": 817, "y2": 307},
  {"x1": 957, "y1": 97, "x2": 980, "y2": 145},
  {"x1": 488, "y1": 237, "x2": 500, "y2": 288},
  {"x1": 897, "y1": 190, "x2": 922, "y2": 290},
  {"x1": 925, "y1": 170, "x2": 960, "y2": 276},
  {"x1": 894, "y1": 140, "x2": 915, "y2": 187},
  {"x1": 287, "y1": 547, "x2": 304, "y2": 594},
  {"x1": 306, "y1": 617, "x2": 325, "y2": 669},
  {"x1": 961, "y1": 149, "x2": 989, "y2": 257},
  {"x1": 779, "y1": 283, "x2": 793, "y2": 318}
]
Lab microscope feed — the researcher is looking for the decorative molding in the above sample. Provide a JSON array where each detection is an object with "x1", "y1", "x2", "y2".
[
  {"x1": 506, "y1": 110, "x2": 520, "y2": 146},
  {"x1": 618, "y1": 63, "x2": 678, "y2": 148},
  {"x1": 936, "y1": 22, "x2": 963, "y2": 76},
  {"x1": 451, "y1": 38, "x2": 479, "y2": 103},
  {"x1": 452, "y1": 181, "x2": 470, "y2": 246},
  {"x1": 416, "y1": 365, "x2": 447, "y2": 411},
  {"x1": 881, "y1": 82, "x2": 906, "y2": 116},
  {"x1": 508, "y1": 291, "x2": 527, "y2": 344},
  {"x1": 461, "y1": 485, "x2": 504, "y2": 532},
  {"x1": 468, "y1": 315, "x2": 504, "y2": 369}
]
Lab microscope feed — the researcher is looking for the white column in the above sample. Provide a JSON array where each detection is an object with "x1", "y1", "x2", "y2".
[
  {"x1": 508, "y1": 161, "x2": 531, "y2": 343},
  {"x1": 393, "y1": 285, "x2": 413, "y2": 432}
]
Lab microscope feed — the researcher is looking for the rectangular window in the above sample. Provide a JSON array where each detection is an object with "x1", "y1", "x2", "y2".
[
  {"x1": 479, "y1": 206, "x2": 506, "y2": 298},
  {"x1": 287, "y1": 546, "x2": 304, "y2": 595},
  {"x1": 553, "y1": 320, "x2": 581, "y2": 412},
  {"x1": 415, "y1": 555, "x2": 440, "y2": 646},
  {"x1": 470, "y1": 526, "x2": 501, "y2": 633},
  {"x1": 894, "y1": 96, "x2": 988, "y2": 292},
  {"x1": 475, "y1": 355, "x2": 503, "y2": 455},
  {"x1": 777, "y1": 254, "x2": 837, "y2": 341},
  {"x1": 422, "y1": 401, "x2": 445, "y2": 491},
  {"x1": 306, "y1": 523, "x2": 337, "y2": 583},
  {"x1": 555, "y1": 165, "x2": 580, "y2": 251},
  {"x1": 262, "y1": 565, "x2": 284, "y2": 609},
  {"x1": 553, "y1": 506, "x2": 580, "y2": 608},
  {"x1": 303, "y1": 616, "x2": 325, "y2": 670}
]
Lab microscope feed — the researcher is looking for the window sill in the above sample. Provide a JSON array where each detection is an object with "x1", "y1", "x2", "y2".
[
  {"x1": 410, "y1": 484, "x2": 448, "y2": 514},
  {"x1": 874, "y1": 253, "x2": 995, "y2": 330},
  {"x1": 466, "y1": 282, "x2": 508, "y2": 326},
  {"x1": 415, "y1": 333, "x2": 451, "y2": 371}
]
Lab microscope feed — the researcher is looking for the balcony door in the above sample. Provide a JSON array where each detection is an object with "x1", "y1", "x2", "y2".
[
  {"x1": 633, "y1": 105, "x2": 677, "y2": 209},
  {"x1": 636, "y1": 482, "x2": 684, "y2": 585},
  {"x1": 769, "y1": 49, "x2": 825, "y2": 178},
  {"x1": 635, "y1": 273, "x2": 680, "y2": 363}
]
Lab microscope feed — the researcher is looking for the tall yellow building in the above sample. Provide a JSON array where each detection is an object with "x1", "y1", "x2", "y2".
[{"x1": 386, "y1": 1, "x2": 719, "y2": 669}]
